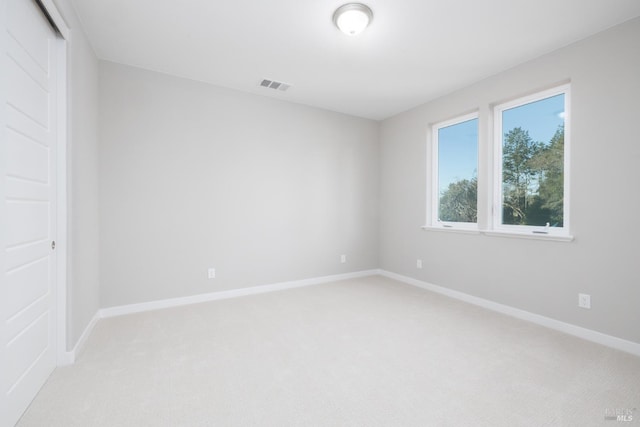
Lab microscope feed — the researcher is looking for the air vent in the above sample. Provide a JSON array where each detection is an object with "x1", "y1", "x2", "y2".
[{"x1": 259, "y1": 79, "x2": 291, "y2": 92}]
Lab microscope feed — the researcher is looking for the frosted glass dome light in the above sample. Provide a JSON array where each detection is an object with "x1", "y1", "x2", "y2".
[{"x1": 333, "y1": 4, "x2": 373, "y2": 36}]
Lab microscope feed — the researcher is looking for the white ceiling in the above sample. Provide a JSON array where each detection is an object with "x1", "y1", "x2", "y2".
[{"x1": 71, "y1": 0, "x2": 640, "y2": 120}]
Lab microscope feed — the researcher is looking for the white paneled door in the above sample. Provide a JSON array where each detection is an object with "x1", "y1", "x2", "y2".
[{"x1": 2, "y1": 0, "x2": 59, "y2": 425}]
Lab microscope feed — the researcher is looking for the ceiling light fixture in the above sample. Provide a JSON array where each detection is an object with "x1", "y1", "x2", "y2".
[{"x1": 333, "y1": 3, "x2": 373, "y2": 36}]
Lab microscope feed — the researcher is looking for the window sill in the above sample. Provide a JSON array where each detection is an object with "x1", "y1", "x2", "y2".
[
  {"x1": 421, "y1": 225, "x2": 480, "y2": 235},
  {"x1": 421, "y1": 226, "x2": 574, "y2": 242},
  {"x1": 481, "y1": 230, "x2": 574, "y2": 242}
]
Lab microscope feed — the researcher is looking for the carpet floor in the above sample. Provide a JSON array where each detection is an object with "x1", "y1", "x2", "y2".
[{"x1": 17, "y1": 275, "x2": 640, "y2": 426}]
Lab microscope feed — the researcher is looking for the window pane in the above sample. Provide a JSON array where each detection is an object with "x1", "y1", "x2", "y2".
[
  {"x1": 501, "y1": 94, "x2": 565, "y2": 227},
  {"x1": 438, "y1": 118, "x2": 478, "y2": 223}
]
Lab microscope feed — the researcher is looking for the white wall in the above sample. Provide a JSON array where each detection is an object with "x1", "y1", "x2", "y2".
[
  {"x1": 98, "y1": 62, "x2": 379, "y2": 308},
  {"x1": 379, "y1": 17, "x2": 640, "y2": 344},
  {"x1": 52, "y1": 0, "x2": 101, "y2": 350}
]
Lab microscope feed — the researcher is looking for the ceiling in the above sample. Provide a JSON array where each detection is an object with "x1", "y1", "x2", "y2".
[{"x1": 71, "y1": 0, "x2": 640, "y2": 120}]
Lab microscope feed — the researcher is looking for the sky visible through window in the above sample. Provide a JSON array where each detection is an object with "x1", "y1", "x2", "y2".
[
  {"x1": 438, "y1": 118, "x2": 477, "y2": 196},
  {"x1": 502, "y1": 94, "x2": 565, "y2": 149},
  {"x1": 437, "y1": 94, "x2": 565, "y2": 194}
]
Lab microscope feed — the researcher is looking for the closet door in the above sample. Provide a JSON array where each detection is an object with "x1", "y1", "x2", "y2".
[{"x1": 2, "y1": 0, "x2": 59, "y2": 424}]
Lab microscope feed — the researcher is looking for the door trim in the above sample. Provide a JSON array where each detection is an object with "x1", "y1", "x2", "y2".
[
  {"x1": 54, "y1": 34, "x2": 69, "y2": 365},
  {"x1": 32, "y1": 0, "x2": 72, "y2": 366}
]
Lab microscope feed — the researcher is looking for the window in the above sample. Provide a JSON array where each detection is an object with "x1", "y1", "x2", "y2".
[
  {"x1": 493, "y1": 85, "x2": 570, "y2": 236},
  {"x1": 429, "y1": 113, "x2": 478, "y2": 229},
  {"x1": 424, "y1": 84, "x2": 572, "y2": 240}
]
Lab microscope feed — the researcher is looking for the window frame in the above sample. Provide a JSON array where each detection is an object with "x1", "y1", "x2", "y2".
[
  {"x1": 428, "y1": 112, "x2": 479, "y2": 231},
  {"x1": 491, "y1": 84, "x2": 571, "y2": 238}
]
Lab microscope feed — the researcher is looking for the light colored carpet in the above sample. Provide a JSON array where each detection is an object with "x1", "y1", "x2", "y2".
[{"x1": 17, "y1": 275, "x2": 640, "y2": 426}]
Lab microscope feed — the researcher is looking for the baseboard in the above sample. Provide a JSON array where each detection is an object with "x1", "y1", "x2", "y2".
[
  {"x1": 57, "y1": 311, "x2": 101, "y2": 366},
  {"x1": 65, "y1": 269, "x2": 639, "y2": 361},
  {"x1": 100, "y1": 269, "x2": 381, "y2": 319},
  {"x1": 379, "y1": 270, "x2": 640, "y2": 357}
]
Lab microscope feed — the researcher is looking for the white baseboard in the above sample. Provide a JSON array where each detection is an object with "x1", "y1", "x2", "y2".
[
  {"x1": 58, "y1": 311, "x2": 101, "y2": 366},
  {"x1": 60, "y1": 270, "x2": 379, "y2": 365},
  {"x1": 379, "y1": 270, "x2": 640, "y2": 357},
  {"x1": 61, "y1": 269, "x2": 639, "y2": 365},
  {"x1": 100, "y1": 269, "x2": 381, "y2": 319}
]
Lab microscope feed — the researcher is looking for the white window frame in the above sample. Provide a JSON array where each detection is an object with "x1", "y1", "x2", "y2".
[
  {"x1": 428, "y1": 112, "x2": 479, "y2": 231},
  {"x1": 491, "y1": 84, "x2": 571, "y2": 238}
]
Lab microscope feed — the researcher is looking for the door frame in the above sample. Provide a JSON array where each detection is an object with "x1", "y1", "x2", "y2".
[{"x1": 33, "y1": 0, "x2": 71, "y2": 365}]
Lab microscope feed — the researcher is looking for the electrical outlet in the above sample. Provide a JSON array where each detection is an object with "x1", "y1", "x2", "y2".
[
  {"x1": 578, "y1": 293, "x2": 591, "y2": 309},
  {"x1": 340, "y1": 254, "x2": 347, "y2": 263},
  {"x1": 416, "y1": 259, "x2": 423, "y2": 269},
  {"x1": 208, "y1": 268, "x2": 216, "y2": 279}
]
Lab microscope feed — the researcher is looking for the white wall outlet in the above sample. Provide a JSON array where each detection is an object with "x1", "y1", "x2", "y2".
[
  {"x1": 416, "y1": 259, "x2": 423, "y2": 269},
  {"x1": 340, "y1": 254, "x2": 347, "y2": 263},
  {"x1": 578, "y1": 293, "x2": 591, "y2": 309},
  {"x1": 208, "y1": 268, "x2": 216, "y2": 279}
]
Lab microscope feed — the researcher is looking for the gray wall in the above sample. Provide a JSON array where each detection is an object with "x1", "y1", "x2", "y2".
[
  {"x1": 59, "y1": 12, "x2": 640, "y2": 346},
  {"x1": 98, "y1": 62, "x2": 379, "y2": 308},
  {"x1": 379, "y1": 17, "x2": 640, "y2": 343},
  {"x1": 53, "y1": 0, "x2": 101, "y2": 350}
]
